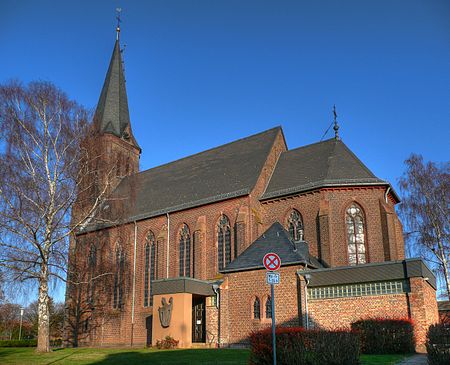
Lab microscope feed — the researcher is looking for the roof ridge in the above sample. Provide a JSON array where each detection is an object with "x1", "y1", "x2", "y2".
[
  {"x1": 283, "y1": 137, "x2": 336, "y2": 154},
  {"x1": 324, "y1": 139, "x2": 338, "y2": 181},
  {"x1": 137, "y1": 126, "x2": 282, "y2": 175}
]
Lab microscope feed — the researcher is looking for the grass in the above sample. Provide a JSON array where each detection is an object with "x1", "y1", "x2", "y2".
[{"x1": 0, "y1": 347, "x2": 413, "y2": 365}]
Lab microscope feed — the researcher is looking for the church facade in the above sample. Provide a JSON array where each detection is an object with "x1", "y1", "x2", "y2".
[{"x1": 65, "y1": 33, "x2": 439, "y2": 349}]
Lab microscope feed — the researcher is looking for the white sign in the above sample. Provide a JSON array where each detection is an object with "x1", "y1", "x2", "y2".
[{"x1": 266, "y1": 271, "x2": 280, "y2": 285}]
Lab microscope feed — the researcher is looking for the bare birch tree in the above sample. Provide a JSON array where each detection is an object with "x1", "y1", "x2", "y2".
[
  {"x1": 0, "y1": 81, "x2": 115, "y2": 352},
  {"x1": 399, "y1": 154, "x2": 450, "y2": 298}
]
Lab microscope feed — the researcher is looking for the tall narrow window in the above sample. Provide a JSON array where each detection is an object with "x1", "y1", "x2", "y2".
[
  {"x1": 288, "y1": 210, "x2": 304, "y2": 241},
  {"x1": 144, "y1": 231, "x2": 155, "y2": 307},
  {"x1": 150, "y1": 240, "x2": 157, "y2": 306},
  {"x1": 179, "y1": 224, "x2": 191, "y2": 277},
  {"x1": 87, "y1": 244, "x2": 97, "y2": 306},
  {"x1": 217, "y1": 215, "x2": 231, "y2": 270},
  {"x1": 253, "y1": 297, "x2": 261, "y2": 319},
  {"x1": 346, "y1": 203, "x2": 367, "y2": 265},
  {"x1": 265, "y1": 296, "x2": 272, "y2": 319},
  {"x1": 113, "y1": 245, "x2": 125, "y2": 309}
]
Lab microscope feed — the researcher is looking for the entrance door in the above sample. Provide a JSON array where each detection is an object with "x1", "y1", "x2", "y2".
[
  {"x1": 145, "y1": 315, "x2": 153, "y2": 347},
  {"x1": 192, "y1": 296, "x2": 206, "y2": 343}
]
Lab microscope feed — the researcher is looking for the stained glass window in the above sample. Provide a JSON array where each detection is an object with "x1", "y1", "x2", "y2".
[
  {"x1": 265, "y1": 296, "x2": 272, "y2": 319},
  {"x1": 253, "y1": 297, "x2": 261, "y2": 319},
  {"x1": 144, "y1": 231, "x2": 155, "y2": 307},
  {"x1": 217, "y1": 215, "x2": 231, "y2": 270},
  {"x1": 346, "y1": 204, "x2": 367, "y2": 265},
  {"x1": 179, "y1": 225, "x2": 191, "y2": 277},
  {"x1": 288, "y1": 210, "x2": 304, "y2": 241}
]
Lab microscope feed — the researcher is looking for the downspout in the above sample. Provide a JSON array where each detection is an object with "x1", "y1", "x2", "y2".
[
  {"x1": 166, "y1": 213, "x2": 170, "y2": 278},
  {"x1": 385, "y1": 186, "x2": 391, "y2": 204},
  {"x1": 130, "y1": 220, "x2": 138, "y2": 346},
  {"x1": 213, "y1": 283, "x2": 221, "y2": 348},
  {"x1": 297, "y1": 261, "x2": 310, "y2": 329}
]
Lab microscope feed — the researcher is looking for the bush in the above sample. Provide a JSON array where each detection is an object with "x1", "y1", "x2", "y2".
[
  {"x1": 249, "y1": 327, "x2": 360, "y2": 365},
  {"x1": 351, "y1": 318, "x2": 415, "y2": 354},
  {"x1": 155, "y1": 335, "x2": 179, "y2": 349},
  {"x1": 0, "y1": 339, "x2": 37, "y2": 347},
  {"x1": 426, "y1": 323, "x2": 450, "y2": 365}
]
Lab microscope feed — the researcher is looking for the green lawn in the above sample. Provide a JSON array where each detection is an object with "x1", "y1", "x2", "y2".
[{"x1": 0, "y1": 348, "x2": 412, "y2": 365}]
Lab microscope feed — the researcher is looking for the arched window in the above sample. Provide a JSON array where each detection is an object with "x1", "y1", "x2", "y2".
[
  {"x1": 113, "y1": 244, "x2": 125, "y2": 309},
  {"x1": 179, "y1": 224, "x2": 191, "y2": 277},
  {"x1": 144, "y1": 231, "x2": 156, "y2": 307},
  {"x1": 87, "y1": 244, "x2": 97, "y2": 306},
  {"x1": 346, "y1": 203, "x2": 367, "y2": 265},
  {"x1": 218, "y1": 215, "x2": 231, "y2": 270},
  {"x1": 265, "y1": 296, "x2": 272, "y2": 319},
  {"x1": 253, "y1": 297, "x2": 261, "y2": 319},
  {"x1": 288, "y1": 210, "x2": 304, "y2": 241}
]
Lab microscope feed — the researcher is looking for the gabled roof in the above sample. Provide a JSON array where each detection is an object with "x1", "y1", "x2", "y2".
[
  {"x1": 260, "y1": 138, "x2": 395, "y2": 201},
  {"x1": 107, "y1": 127, "x2": 281, "y2": 222},
  {"x1": 220, "y1": 222, "x2": 322, "y2": 273},
  {"x1": 93, "y1": 39, "x2": 139, "y2": 148}
]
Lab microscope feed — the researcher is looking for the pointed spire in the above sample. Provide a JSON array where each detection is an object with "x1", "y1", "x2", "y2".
[
  {"x1": 93, "y1": 17, "x2": 139, "y2": 149},
  {"x1": 333, "y1": 105, "x2": 340, "y2": 140}
]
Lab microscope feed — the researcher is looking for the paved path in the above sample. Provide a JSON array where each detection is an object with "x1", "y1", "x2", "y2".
[{"x1": 396, "y1": 354, "x2": 428, "y2": 365}]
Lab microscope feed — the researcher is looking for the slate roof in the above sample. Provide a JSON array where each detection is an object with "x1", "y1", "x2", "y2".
[
  {"x1": 108, "y1": 127, "x2": 281, "y2": 221},
  {"x1": 93, "y1": 39, "x2": 139, "y2": 148},
  {"x1": 260, "y1": 138, "x2": 396, "y2": 201},
  {"x1": 301, "y1": 258, "x2": 436, "y2": 290},
  {"x1": 220, "y1": 222, "x2": 323, "y2": 273}
]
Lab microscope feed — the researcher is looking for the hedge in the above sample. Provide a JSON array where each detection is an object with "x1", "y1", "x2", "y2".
[
  {"x1": 0, "y1": 339, "x2": 37, "y2": 347},
  {"x1": 351, "y1": 318, "x2": 415, "y2": 354},
  {"x1": 249, "y1": 327, "x2": 360, "y2": 365},
  {"x1": 426, "y1": 324, "x2": 450, "y2": 365}
]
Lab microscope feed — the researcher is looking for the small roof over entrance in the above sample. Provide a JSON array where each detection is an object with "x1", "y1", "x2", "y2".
[
  {"x1": 152, "y1": 277, "x2": 218, "y2": 296},
  {"x1": 220, "y1": 222, "x2": 323, "y2": 273}
]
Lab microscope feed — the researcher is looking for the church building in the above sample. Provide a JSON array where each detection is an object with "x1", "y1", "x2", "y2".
[{"x1": 65, "y1": 29, "x2": 439, "y2": 350}]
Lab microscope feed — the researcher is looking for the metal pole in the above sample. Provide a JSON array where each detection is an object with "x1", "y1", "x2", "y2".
[
  {"x1": 271, "y1": 283, "x2": 276, "y2": 365},
  {"x1": 19, "y1": 308, "x2": 24, "y2": 340}
]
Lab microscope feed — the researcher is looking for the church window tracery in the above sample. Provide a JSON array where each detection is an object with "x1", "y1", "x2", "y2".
[
  {"x1": 217, "y1": 215, "x2": 231, "y2": 270},
  {"x1": 288, "y1": 210, "x2": 304, "y2": 241},
  {"x1": 265, "y1": 296, "x2": 272, "y2": 319},
  {"x1": 113, "y1": 244, "x2": 125, "y2": 309},
  {"x1": 179, "y1": 224, "x2": 191, "y2": 277},
  {"x1": 346, "y1": 203, "x2": 367, "y2": 265},
  {"x1": 144, "y1": 231, "x2": 156, "y2": 307},
  {"x1": 253, "y1": 297, "x2": 261, "y2": 319}
]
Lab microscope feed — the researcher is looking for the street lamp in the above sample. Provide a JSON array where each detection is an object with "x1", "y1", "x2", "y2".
[{"x1": 19, "y1": 308, "x2": 24, "y2": 340}]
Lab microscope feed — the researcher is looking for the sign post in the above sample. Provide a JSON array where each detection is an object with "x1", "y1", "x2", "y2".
[{"x1": 263, "y1": 252, "x2": 281, "y2": 365}]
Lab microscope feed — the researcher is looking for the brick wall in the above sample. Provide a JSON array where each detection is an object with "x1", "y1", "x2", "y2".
[
  {"x1": 224, "y1": 266, "x2": 301, "y2": 345},
  {"x1": 261, "y1": 187, "x2": 404, "y2": 267}
]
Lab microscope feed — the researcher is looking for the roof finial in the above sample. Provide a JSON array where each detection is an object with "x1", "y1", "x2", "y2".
[
  {"x1": 116, "y1": 7, "x2": 122, "y2": 40},
  {"x1": 333, "y1": 105, "x2": 340, "y2": 140}
]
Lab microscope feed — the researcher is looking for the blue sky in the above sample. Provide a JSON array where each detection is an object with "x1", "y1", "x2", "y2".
[{"x1": 2, "y1": 0, "x2": 449, "y2": 303}]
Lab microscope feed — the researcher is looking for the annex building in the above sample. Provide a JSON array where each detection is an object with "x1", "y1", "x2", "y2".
[{"x1": 65, "y1": 31, "x2": 439, "y2": 349}]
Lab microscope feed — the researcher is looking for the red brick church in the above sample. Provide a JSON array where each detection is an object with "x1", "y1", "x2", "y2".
[{"x1": 65, "y1": 31, "x2": 439, "y2": 349}]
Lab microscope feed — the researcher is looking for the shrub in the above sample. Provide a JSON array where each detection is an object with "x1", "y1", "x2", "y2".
[
  {"x1": 426, "y1": 323, "x2": 450, "y2": 365},
  {"x1": 351, "y1": 318, "x2": 415, "y2": 354},
  {"x1": 155, "y1": 335, "x2": 179, "y2": 349},
  {"x1": 249, "y1": 327, "x2": 360, "y2": 365},
  {"x1": 0, "y1": 339, "x2": 37, "y2": 347}
]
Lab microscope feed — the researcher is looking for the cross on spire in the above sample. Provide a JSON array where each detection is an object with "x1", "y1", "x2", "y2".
[
  {"x1": 333, "y1": 105, "x2": 340, "y2": 140},
  {"x1": 116, "y1": 8, "x2": 122, "y2": 40}
]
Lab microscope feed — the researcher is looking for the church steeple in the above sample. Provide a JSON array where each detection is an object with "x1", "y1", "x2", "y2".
[{"x1": 93, "y1": 30, "x2": 139, "y2": 150}]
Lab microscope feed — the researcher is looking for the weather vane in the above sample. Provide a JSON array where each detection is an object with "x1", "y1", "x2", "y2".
[
  {"x1": 116, "y1": 8, "x2": 122, "y2": 40},
  {"x1": 333, "y1": 105, "x2": 340, "y2": 140}
]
